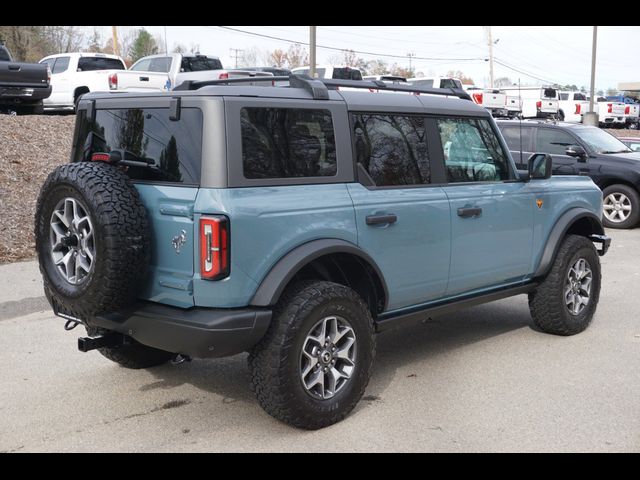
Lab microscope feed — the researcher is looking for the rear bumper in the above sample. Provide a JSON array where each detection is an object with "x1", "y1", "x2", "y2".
[
  {"x1": 0, "y1": 85, "x2": 51, "y2": 103},
  {"x1": 590, "y1": 234, "x2": 611, "y2": 256},
  {"x1": 89, "y1": 302, "x2": 272, "y2": 358}
]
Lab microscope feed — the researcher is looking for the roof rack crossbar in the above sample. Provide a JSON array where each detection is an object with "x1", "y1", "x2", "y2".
[{"x1": 172, "y1": 74, "x2": 472, "y2": 101}]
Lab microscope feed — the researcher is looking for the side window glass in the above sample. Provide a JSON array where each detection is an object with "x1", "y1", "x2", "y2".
[
  {"x1": 52, "y1": 56, "x2": 70, "y2": 74},
  {"x1": 536, "y1": 128, "x2": 576, "y2": 155},
  {"x1": 352, "y1": 114, "x2": 430, "y2": 186}
]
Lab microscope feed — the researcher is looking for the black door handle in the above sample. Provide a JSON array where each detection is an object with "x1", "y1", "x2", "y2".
[
  {"x1": 8, "y1": 65, "x2": 20, "y2": 71},
  {"x1": 366, "y1": 214, "x2": 397, "y2": 225},
  {"x1": 457, "y1": 207, "x2": 482, "y2": 218},
  {"x1": 140, "y1": 76, "x2": 149, "y2": 82}
]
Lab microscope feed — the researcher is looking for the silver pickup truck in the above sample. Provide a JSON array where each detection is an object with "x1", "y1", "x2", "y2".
[
  {"x1": 107, "y1": 53, "x2": 273, "y2": 92},
  {"x1": 0, "y1": 43, "x2": 51, "y2": 114}
]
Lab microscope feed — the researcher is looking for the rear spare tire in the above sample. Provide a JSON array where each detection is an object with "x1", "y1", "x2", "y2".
[{"x1": 35, "y1": 162, "x2": 150, "y2": 318}]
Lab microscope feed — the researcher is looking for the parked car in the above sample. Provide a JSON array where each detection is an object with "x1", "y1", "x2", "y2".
[
  {"x1": 558, "y1": 91, "x2": 589, "y2": 123},
  {"x1": 498, "y1": 119, "x2": 640, "y2": 228},
  {"x1": 39, "y1": 52, "x2": 126, "y2": 111},
  {"x1": 291, "y1": 65, "x2": 363, "y2": 80},
  {"x1": 407, "y1": 76, "x2": 463, "y2": 89},
  {"x1": 35, "y1": 77, "x2": 609, "y2": 430},
  {"x1": 617, "y1": 136, "x2": 640, "y2": 152},
  {"x1": 0, "y1": 43, "x2": 51, "y2": 114},
  {"x1": 464, "y1": 86, "x2": 508, "y2": 118},
  {"x1": 605, "y1": 95, "x2": 639, "y2": 129},
  {"x1": 108, "y1": 53, "x2": 272, "y2": 92},
  {"x1": 588, "y1": 95, "x2": 626, "y2": 128},
  {"x1": 499, "y1": 86, "x2": 559, "y2": 119}
]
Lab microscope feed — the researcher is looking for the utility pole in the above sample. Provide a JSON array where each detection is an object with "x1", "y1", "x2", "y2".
[
  {"x1": 485, "y1": 26, "x2": 495, "y2": 88},
  {"x1": 584, "y1": 26, "x2": 599, "y2": 126},
  {"x1": 310, "y1": 26, "x2": 317, "y2": 78},
  {"x1": 164, "y1": 26, "x2": 168, "y2": 54},
  {"x1": 230, "y1": 48, "x2": 244, "y2": 68},
  {"x1": 111, "y1": 26, "x2": 120, "y2": 57},
  {"x1": 407, "y1": 53, "x2": 415, "y2": 75}
]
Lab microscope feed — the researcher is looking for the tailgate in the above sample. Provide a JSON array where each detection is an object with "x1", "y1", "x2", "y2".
[
  {"x1": 506, "y1": 96, "x2": 521, "y2": 110},
  {"x1": 482, "y1": 91, "x2": 506, "y2": 109},
  {"x1": 0, "y1": 62, "x2": 48, "y2": 88},
  {"x1": 539, "y1": 99, "x2": 558, "y2": 114},
  {"x1": 116, "y1": 71, "x2": 169, "y2": 92}
]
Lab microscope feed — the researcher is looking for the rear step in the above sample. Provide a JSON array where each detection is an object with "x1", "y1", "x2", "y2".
[{"x1": 78, "y1": 334, "x2": 126, "y2": 352}]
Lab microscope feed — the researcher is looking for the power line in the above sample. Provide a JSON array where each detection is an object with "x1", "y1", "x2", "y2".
[
  {"x1": 493, "y1": 57, "x2": 557, "y2": 84},
  {"x1": 212, "y1": 26, "x2": 486, "y2": 62}
]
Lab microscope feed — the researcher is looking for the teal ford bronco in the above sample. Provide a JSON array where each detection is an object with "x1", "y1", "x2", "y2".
[{"x1": 35, "y1": 76, "x2": 610, "y2": 429}]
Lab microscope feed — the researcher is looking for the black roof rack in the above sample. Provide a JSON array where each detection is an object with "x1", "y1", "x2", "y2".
[{"x1": 173, "y1": 74, "x2": 472, "y2": 102}]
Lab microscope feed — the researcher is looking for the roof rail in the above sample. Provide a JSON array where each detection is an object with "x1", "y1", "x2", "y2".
[{"x1": 173, "y1": 74, "x2": 472, "y2": 101}]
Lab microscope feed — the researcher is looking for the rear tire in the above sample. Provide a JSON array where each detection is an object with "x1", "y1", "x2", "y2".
[
  {"x1": 248, "y1": 281, "x2": 375, "y2": 429},
  {"x1": 602, "y1": 184, "x2": 640, "y2": 229},
  {"x1": 529, "y1": 235, "x2": 601, "y2": 336}
]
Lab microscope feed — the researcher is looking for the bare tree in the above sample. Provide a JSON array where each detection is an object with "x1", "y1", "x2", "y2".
[
  {"x1": 269, "y1": 49, "x2": 287, "y2": 68},
  {"x1": 172, "y1": 43, "x2": 187, "y2": 54},
  {"x1": 285, "y1": 43, "x2": 308, "y2": 68}
]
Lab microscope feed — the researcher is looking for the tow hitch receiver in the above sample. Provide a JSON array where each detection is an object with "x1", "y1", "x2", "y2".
[{"x1": 78, "y1": 334, "x2": 125, "y2": 352}]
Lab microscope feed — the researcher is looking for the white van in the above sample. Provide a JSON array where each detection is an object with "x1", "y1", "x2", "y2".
[{"x1": 499, "y1": 86, "x2": 559, "y2": 119}]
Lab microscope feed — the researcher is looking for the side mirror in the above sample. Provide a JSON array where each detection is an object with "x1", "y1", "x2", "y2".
[
  {"x1": 528, "y1": 153, "x2": 553, "y2": 180},
  {"x1": 566, "y1": 145, "x2": 587, "y2": 162}
]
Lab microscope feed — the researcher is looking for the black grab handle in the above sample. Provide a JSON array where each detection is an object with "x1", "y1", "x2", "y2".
[
  {"x1": 457, "y1": 207, "x2": 482, "y2": 218},
  {"x1": 366, "y1": 214, "x2": 398, "y2": 225}
]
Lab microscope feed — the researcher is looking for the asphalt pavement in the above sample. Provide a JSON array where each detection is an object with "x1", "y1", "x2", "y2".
[{"x1": 1, "y1": 229, "x2": 638, "y2": 452}]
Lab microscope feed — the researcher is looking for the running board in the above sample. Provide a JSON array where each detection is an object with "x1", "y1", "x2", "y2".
[{"x1": 375, "y1": 283, "x2": 538, "y2": 333}]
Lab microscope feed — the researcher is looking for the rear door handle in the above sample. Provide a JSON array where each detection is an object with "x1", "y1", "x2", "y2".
[
  {"x1": 8, "y1": 65, "x2": 20, "y2": 71},
  {"x1": 366, "y1": 214, "x2": 397, "y2": 226},
  {"x1": 457, "y1": 207, "x2": 482, "y2": 218},
  {"x1": 140, "y1": 76, "x2": 149, "y2": 82}
]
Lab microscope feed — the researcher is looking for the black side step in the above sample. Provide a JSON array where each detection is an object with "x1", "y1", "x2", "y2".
[
  {"x1": 375, "y1": 283, "x2": 537, "y2": 333},
  {"x1": 78, "y1": 334, "x2": 125, "y2": 352}
]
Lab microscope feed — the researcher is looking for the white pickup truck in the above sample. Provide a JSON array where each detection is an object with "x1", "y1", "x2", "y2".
[
  {"x1": 605, "y1": 95, "x2": 640, "y2": 129},
  {"x1": 108, "y1": 53, "x2": 272, "y2": 92},
  {"x1": 499, "y1": 86, "x2": 559, "y2": 119},
  {"x1": 589, "y1": 96, "x2": 626, "y2": 128},
  {"x1": 39, "y1": 52, "x2": 126, "y2": 111},
  {"x1": 558, "y1": 91, "x2": 590, "y2": 123},
  {"x1": 464, "y1": 86, "x2": 508, "y2": 117}
]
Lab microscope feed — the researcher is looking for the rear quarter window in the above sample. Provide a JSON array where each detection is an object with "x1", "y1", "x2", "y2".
[{"x1": 73, "y1": 107, "x2": 203, "y2": 185}]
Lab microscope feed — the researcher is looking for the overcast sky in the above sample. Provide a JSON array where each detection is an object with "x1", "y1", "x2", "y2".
[{"x1": 95, "y1": 26, "x2": 639, "y2": 90}]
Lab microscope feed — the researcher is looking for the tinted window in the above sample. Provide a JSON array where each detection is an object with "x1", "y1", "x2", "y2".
[
  {"x1": 543, "y1": 88, "x2": 557, "y2": 99},
  {"x1": 574, "y1": 93, "x2": 586, "y2": 101},
  {"x1": 40, "y1": 58, "x2": 55, "y2": 69},
  {"x1": 560, "y1": 93, "x2": 569, "y2": 101},
  {"x1": 181, "y1": 56, "x2": 223, "y2": 72},
  {"x1": 500, "y1": 126, "x2": 533, "y2": 152},
  {"x1": 73, "y1": 108, "x2": 202, "y2": 184},
  {"x1": 353, "y1": 114, "x2": 430, "y2": 186},
  {"x1": 332, "y1": 68, "x2": 362, "y2": 80},
  {"x1": 440, "y1": 78, "x2": 462, "y2": 89},
  {"x1": 536, "y1": 128, "x2": 576, "y2": 155},
  {"x1": 130, "y1": 58, "x2": 151, "y2": 71},
  {"x1": 437, "y1": 118, "x2": 512, "y2": 183},
  {"x1": 0, "y1": 47, "x2": 12, "y2": 62},
  {"x1": 52, "y1": 56, "x2": 70, "y2": 74},
  {"x1": 77, "y1": 57, "x2": 125, "y2": 71},
  {"x1": 410, "y1": 79, "x2": 434, "y2": 88},
  {"x1": 148, "y1": 57, "x2": 172, "y2": 73},
  {"x1": 241, "y1": 108, "x2": 336, "y2": 179}
]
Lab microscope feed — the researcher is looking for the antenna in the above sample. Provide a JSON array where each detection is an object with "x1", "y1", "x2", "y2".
[{"x1": 519, "y1": 77, "x2": 523, "y2": 166}]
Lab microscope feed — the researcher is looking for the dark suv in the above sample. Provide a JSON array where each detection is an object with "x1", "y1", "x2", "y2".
[
  {"x1": 35, "y1": 78, "x2": 609, "y2": 429},
  {"x1": 498, "y1": 120, "x2": 640, "y2": 229}
]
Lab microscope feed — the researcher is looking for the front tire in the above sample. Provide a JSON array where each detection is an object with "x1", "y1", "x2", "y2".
[
  {"x1": 529, "y1": 235, "x2": 601, "y2": 336},
  {"x1": 248, "y1": 281, "x2": 375, "y2": 430},
  {"x1": 602, "y1": 184, "x2": 640, "y2": 229}
]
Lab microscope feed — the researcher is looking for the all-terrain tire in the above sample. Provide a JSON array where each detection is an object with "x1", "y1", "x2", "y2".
[
  {"x1": 35, "y1": 162, "x2": 150, "y2": 319},
  {"x1": 601, "y1": 184, "x2": 640, "y2": 229},
  {"x1": 529, "y1": 234, "x2": 601, "y2": 336},
  {"x1": 248, "y1": 281, "x2": 376, "y2": 430},
  {"x1": 86, "y1": 327, "x2": 172, "y2": 369}
]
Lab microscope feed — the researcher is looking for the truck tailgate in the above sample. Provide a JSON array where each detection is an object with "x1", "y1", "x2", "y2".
[
  {"x1": 539, "y1": 99, "x2": 558, "y2": 114},
  {"x1": 115, "y1": 71, "x2": 169, "y2": 92},
  {"x1": 482, "y1": 90, "x2": 506, "y2": 109},
  {"x1": 0, "y1": 62, "x2": 49, "y2": 88}
]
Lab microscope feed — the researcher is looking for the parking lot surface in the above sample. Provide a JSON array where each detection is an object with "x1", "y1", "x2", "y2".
[{"x1": 1, "y1": 229, "x2": 638, "y2": 452}]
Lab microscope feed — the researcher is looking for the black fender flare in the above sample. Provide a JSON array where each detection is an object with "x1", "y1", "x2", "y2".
[
  {"x1": 250, "y1": 239, "x2": 389, "y2": 309},
  {"x1": 534, "y1": 208, "x2": 604, "y2": 278}
]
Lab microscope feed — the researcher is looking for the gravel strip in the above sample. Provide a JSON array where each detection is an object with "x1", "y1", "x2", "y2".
[{"x1": 0, "y1": 114, "x2": 75, "y2": 264}]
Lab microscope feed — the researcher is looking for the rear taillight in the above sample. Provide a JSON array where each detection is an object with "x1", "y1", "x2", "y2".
[
  {"x1": 625, "y1": 106, "x2": 630, "y2": 114},
  {"x1": 218, "y1": 72, "x2": 229, "y2": 80},
  {"x1": 536, "y1": 100, "x2": 542, "y2": 109},
  {"x1": 46, "y1": 65, "x2": 51, "y2": 85},
  {"x1": 472, "y1": 92, "x2": 483, "y2": 104},
  {"x1": 200, "y1": 216, "x2": 229, "y2": 280},
  {"x1": 607, "y1": 103, "x2": 613, "y2": 113},
  {"x1": 108, "y1": 73, "x2": 118, "y2": 90},
  {"x1": 575, "y1": 104, "x2": 581, "y2": 115}
]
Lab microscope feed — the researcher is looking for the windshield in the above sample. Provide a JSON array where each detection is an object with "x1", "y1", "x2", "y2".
[{"x1": 575, "y1": 127, "x2": 632, "y2": 154}]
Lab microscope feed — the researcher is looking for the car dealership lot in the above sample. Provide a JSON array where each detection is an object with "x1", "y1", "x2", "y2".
[{"x1": 1, "y1": 228, "x2": 638, "y2": 453}]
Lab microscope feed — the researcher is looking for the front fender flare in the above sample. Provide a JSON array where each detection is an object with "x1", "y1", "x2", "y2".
[
  {"x1": 534, "y1": 208, "x2": 604, "y2": 278},
  {"x1": 250, "y1": 239, "x2": 389, "y2": 309}
]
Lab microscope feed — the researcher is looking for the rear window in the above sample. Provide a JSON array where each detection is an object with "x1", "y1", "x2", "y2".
[
  {"x1": 331, "y1": 68, "x2": 362, "y2": 80},
  {"x1": 559, "y1": 93, "x2": 569, "y2": 101},
  {"x1": 240, "y1": 107, "x2": 337, "y2": 179},
  {"x1": 440, "y1": 79, "x2": 462, "y2": 89},
  {"x1": 542, "y1": 88, "x2": 557, "y2": 99},
  {"x1": 409, "y1": 79, "x2": 434, "y2": 88},
  {"x1": 77, "y1": 57, "x2": 125, "y2": 71},
  {"x1": 73, "y1": 108, "x2": 202, "y2": 184},
  {"x1": 0, "y1": 47, "x2": 10, "y2": 62},
  {"x1": 574, "y1": 93, "x2": 586, "y2": 101},
  {"x1": 131, "y1": 57, "x2": 171, "y2": 73},
  {"x1": 52, "y1": 56, "x2": 69, "y2": 74},
  {"x1": 181, "y1": 56, "x2": 223, "y2": 72}
]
